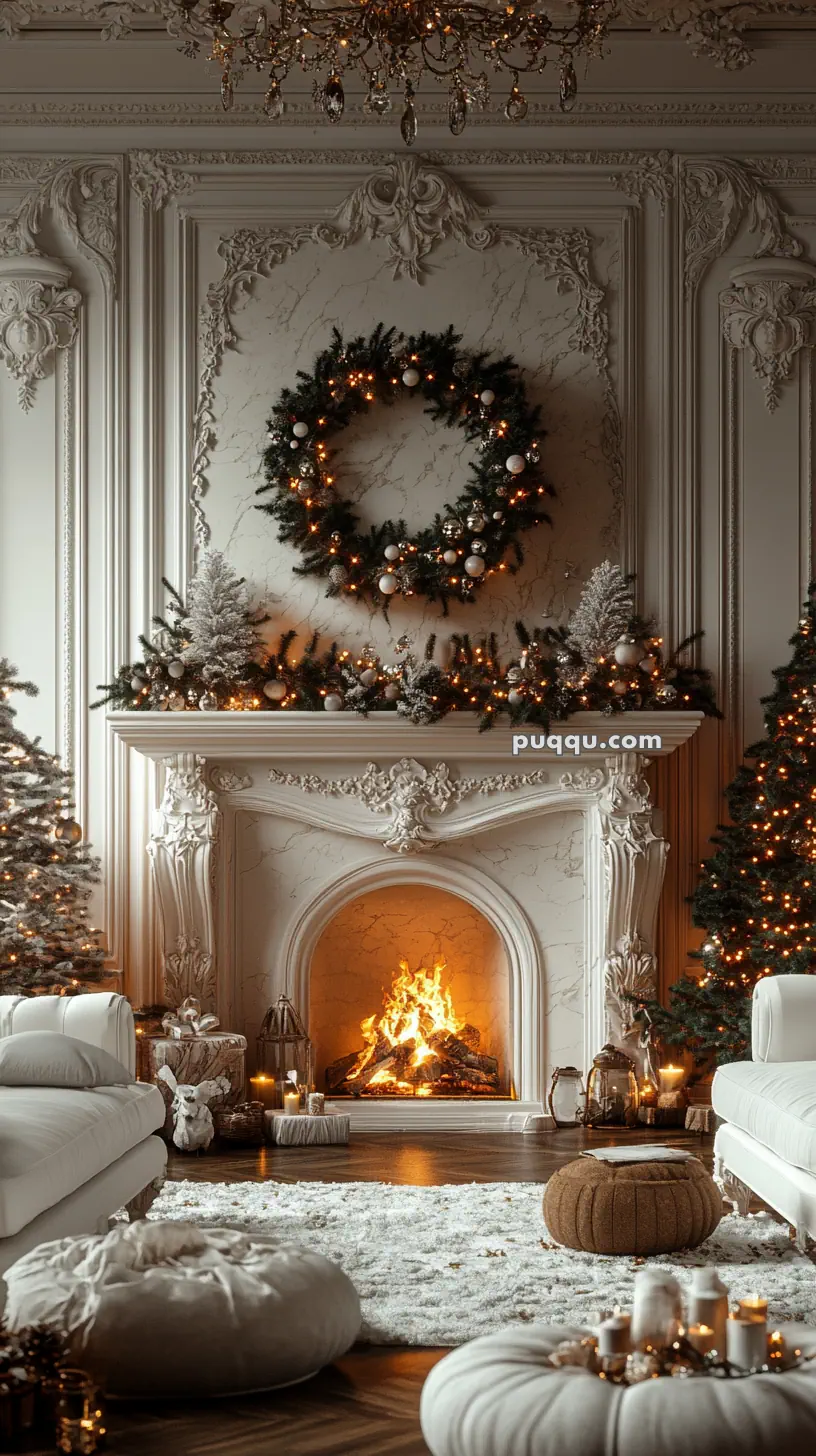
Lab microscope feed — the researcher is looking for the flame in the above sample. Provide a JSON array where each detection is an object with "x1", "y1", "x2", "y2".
[{"x1": 347, "y1": 957, "x2": 464, "y2": 1092}]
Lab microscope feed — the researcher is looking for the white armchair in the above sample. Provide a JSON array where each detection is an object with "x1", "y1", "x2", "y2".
[
  {"x1": 0, "y1": 993, "x2": 166, "y2": 1276},
  {"x1": 713, "y1": 974, "x2": 816, "y2": 1250}
]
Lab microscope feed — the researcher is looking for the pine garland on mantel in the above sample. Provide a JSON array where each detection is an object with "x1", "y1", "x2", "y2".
[{"x1": 96, "y1": 555, "x2": 719, "y2": 730}]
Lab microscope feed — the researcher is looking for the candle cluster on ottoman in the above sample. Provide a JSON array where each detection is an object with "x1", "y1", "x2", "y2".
[
  {"x1": 543, "y1": 1156, "x2": 722, "y2": 1255},
  {"x1": 420, "y1": 1267, "x2": 816, "y2": 1456}
]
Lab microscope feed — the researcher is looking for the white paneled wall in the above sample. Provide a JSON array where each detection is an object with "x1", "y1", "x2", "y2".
[{"x1": 0, "y1": 25, "x2": 815, "y2": 1002}]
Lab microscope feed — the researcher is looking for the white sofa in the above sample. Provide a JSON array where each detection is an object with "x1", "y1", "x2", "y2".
[
  {"x1": 0, "y1": 992, "x2": 166, "y2": 1275},
  {"x1": 713, "y1": 974, "x2": 816, "y2": 1250}
]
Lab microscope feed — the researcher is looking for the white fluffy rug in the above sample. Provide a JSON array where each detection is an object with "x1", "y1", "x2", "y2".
[{"x1": 153, "y1": 1179, "x2": 815, "y2": 1347}]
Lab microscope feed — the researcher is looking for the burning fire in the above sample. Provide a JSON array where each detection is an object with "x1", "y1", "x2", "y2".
[{"x1": 347, "y1": 957, "x2": 464, "y2": 1093}]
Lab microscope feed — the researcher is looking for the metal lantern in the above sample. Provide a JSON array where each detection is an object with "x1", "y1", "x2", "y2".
[
  {"x1": 257, "y1": 994, "x2": 314, "y2": 1108},
  {"x1": 548, "y1": 1066, "x2": 585, "y2": 1128},
  {"x1": 583, "y1": 1043, "x2": 640, "y2": 1128}
]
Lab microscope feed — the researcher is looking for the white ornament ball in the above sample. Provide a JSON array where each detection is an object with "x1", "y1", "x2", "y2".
[
  {"x1": 379, "y1": 572, "x2": 399, "y2": 595},
  {"x1": 324, "y1": 693, "x2": 344, "y2": 712},
  {"x1": 130, "y1": 675, "x2": 146, "y2": 693},
  {"x1": 480, "y1": 389, "x2": 495, "y2": 406},
  {"x1": 263, "y1": 679, "x2": 287, "y2": 701},
  {"x1": 168, "y1": 660, "x2": 185, "y2": 679},
  {"x1": 292, "y1": 421, "x2": 309, "y2": 439},
  {"x1": 506, "y1": 454, "x2": 526, "y2": 475},
  {"x1": 639, "y1": 655, "x2": 657, "y2": 675},
  {"x1": 614, "y1": 637, "x2": 644, "y2": 667},
  {"x1": 384, "y1": 682, "x2": 401, "y2": 701},
  {"x1": 507, "y1": 689, "x2": 524, "y2": 707},
  {"x1": 464, "y1": 555, "x2": 486, "y2": 578},
  {"x1": 360, "y1": 668, "x2": 378, "y2": 687},
  {"x1": 612, "y1": 681, "x2": 629, "y2": 697},
  {"x1": 384, "y1": 544, "x2": 401, "y2": 562},
  {"x1": 168, "y1": 691, "x2": 186, "y2": 711},
  {"x1": 402, "y1": 368, "x2": 420, "y2": 387},
  {"x1": 289, "y1": 440, "x2": 299, "y2": 449},
  {"x1": 443, "y1": 549, "x2": 458, "y2": 566}
]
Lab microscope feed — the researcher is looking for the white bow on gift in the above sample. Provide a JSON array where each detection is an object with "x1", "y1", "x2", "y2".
[{"x1": 161, "y1": 996, "x2": 220, "y2": 1040}]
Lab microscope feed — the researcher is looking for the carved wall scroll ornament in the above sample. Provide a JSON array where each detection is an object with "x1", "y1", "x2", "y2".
[
  {"x1": 191, "y1": 155, "x2": 620, "y2": 548},
  {"x1": 146, "y1": 754, "x2": 220, "y2": 1009},
  {"x1": 269, "y1": 757, "x2": 549, "y2": 853},
  {"x1": 721, "y1": 259, "x2": 816, "y2": 411},
  {"x1": 0, "y1": 256, "x2": 80, "y2": 410},
  {"x1": 0, "y1": 157, "x2": 119, "y2": 299},
  {"x1": 681, "y1": 156, "x2": 802, "y2": 295}
]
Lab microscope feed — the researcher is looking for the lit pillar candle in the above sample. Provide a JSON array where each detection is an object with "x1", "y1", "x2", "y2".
[
  {"x1": 687, "y1": 1268, "x2": 729, "y2": 1354},
  {"x1": 658, "y1": 1065, "x2": 685, "y2": 1098},
  {"x1": 598, "y1": 1313, "x2": 632, "y2": 1356},
  {"x1": 631, "y1": 1270, "x2": 683, "y2": 1350},
  {"x1": 249, "y1": 1074, "x2": 276, "y2": 1110},
  {"x1": 283, "y1": 1090, "x2": 300, "y2": 1116},
  {"x1": 727, "y1": 1312, "x2": 768, "y2": 1369},
  {"x1": 687, "y1": 1323, "x2": 716, "y2": 1356},
  {"x1": 737, "y1": 1293, "x2": 769, "y2": 1323}
]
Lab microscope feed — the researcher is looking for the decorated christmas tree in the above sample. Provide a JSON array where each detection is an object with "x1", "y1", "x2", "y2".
[
  {"x1": 0, "y1": 659, "x2": 103, "y2": 993},
  {"x1": 647, "y1": 588, "x2": 816, "y2": 1065}
]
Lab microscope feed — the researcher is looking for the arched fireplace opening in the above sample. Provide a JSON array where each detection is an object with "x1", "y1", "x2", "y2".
[{"x1": 309, "y1": 882, "x2": 512, "y2": 1101}]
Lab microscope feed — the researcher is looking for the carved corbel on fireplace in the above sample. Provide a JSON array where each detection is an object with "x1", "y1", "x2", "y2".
[{"x1": 146, "y1": 752, "x2": 220, "y2": 1009}]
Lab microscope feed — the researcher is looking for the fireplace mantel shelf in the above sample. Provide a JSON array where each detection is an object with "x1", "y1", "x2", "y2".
[{"x1": 108, "y1": 709, "x2": 703, "y2": 762}]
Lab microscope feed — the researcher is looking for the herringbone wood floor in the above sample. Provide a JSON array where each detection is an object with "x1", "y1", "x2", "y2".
[{"x1": 22, "y1": 1129, "x2": 716, "y2": 1456}]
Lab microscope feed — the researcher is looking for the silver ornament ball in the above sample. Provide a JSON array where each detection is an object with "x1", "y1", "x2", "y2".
[
  {"x1": 506, "y1": 454, "x2": 526, "y2": 475},
  {"x1": 402, "y1": 368, "x2": 420, "y2": 387},
  {"x1": 328, "y1": 564, "x2": 348, "y2": 587},
  {"x1": 470, "y1": 539, "x2": 487, "y2": 555},
  {"x1": 292, "y1": 421, "x2": 309, "y2": 439},
  {"x1": 199, "y1": 692, "x2": 219, "y2": 711},
  {"x1": 464, "y1": 555, "x2": 486, "y2": 578},
  {"x1": 442, "y1": 517, "x2": 463, "y2": 540},
  {"x1": 466, "y1": 512, "x2": 486, "y2": 532},
  {"x1": 263, "y1": 679, "x2": 287, "y2": 701}
]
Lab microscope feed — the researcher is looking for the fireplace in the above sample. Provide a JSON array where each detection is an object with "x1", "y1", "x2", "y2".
[
  {"x1": 110, "y1": 710, "x2": 702, "y2": 1131},
  {"x1": 311, "y1": 882, "x2": 510, "y2": 1100}
]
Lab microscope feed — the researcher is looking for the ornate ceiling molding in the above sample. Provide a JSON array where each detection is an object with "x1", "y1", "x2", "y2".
[
  {"x1": 3, "y1": 1, "x2": 814, "y2": 66},
  {"x1": 721, "y1": 258, "x2": 816, "y2": 411},
  {"x1": 189, "y1": 155, "x2": 621, "y2": 551},
  {"x1": 3, "y1": 97, "x2": 816, "y2": 128}
]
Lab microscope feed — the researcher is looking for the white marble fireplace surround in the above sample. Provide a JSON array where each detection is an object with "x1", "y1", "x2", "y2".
[{"x1": 111, "y1": 710, "x2": 700, "y2": 1130}]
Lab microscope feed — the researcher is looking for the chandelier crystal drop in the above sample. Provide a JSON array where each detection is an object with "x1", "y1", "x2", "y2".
[{"x1": 172, "y1": 0, "x2": 615, "y2": 143}]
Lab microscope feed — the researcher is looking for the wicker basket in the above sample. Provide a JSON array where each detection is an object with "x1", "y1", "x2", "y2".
[{"x1": 213, "y1": 1101, "x2": 265, "y2": 1146}]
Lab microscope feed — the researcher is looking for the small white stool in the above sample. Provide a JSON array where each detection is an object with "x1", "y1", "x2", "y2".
[{"x1": 265, "y1": 1110, "x2": 350, "y2": 1145}]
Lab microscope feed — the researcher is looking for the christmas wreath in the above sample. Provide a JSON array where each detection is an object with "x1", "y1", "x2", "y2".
[{"x1": 257, "y1": 324, "x2": 552, "y2": 614}]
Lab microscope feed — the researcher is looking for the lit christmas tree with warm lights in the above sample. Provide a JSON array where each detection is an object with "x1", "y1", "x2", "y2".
[
  {"x1": 0, "y1": 659, "x2": 103, "y2": 993},
  {"x1": 648, "y1": 590, "x2": 816, "y2": 1065}
]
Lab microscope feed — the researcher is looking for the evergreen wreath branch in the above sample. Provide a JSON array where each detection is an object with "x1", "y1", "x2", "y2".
[{"x1": 255, "y1": 324, "x2": 552, "y2": 616}]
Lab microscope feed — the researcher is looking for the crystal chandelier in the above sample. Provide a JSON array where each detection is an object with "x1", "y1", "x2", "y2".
[{"x1": 173, "y1": 0, "x2": 615, "y2": 143}]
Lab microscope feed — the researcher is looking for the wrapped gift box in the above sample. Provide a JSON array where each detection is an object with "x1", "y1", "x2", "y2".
[{"x1": 138, "y1": 1032, "x2": 247, "y2": 1138}]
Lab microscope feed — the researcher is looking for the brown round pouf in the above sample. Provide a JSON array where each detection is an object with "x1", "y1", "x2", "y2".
[{"x1": 543, "y1": 1157, "x2": 722, "y2": 1255}]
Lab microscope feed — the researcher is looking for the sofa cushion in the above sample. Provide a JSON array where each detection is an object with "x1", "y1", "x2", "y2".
[
  {"x1": 0, "y1": 1082, "x2": 165, "y2": 1238},
  {"x1": 0, "y1": 1031, "x2": 132, "y2": 1088},
  {"x1": 712, "y1": 1060, "x2": 816, "y2": 1174}
]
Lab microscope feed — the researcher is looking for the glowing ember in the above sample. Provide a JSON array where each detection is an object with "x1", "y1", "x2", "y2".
[{"x1": 325, "y1": 957, "x2": 501, "y2": 1098}]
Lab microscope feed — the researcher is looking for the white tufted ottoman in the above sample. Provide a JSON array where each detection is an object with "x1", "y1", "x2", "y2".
[
  {"x1": 3, "y1": 1219, "x2": 361, "y2": 1397},
  {"x1": 420, "y1": 1325, "x2": 816, "y2": 1456}
]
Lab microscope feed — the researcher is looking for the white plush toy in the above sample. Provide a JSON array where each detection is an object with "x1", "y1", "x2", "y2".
[{"x1": 157, "y1": 1067, "x2": 231, "y2": 1153}]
